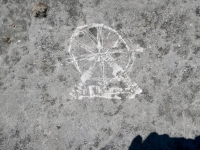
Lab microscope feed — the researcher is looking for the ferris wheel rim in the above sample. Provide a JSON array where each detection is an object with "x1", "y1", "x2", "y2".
[{"x1": 68, "y1": 23, "x2": 134, "y2": 75}]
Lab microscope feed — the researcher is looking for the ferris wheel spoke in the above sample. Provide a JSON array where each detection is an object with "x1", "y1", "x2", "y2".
[
  {"x1": 106, "y1": 49, "x2": 126, "y2": 54},
  {"x1": 82, "y1": 29, "x2": 98, "y2": 48},
  {"x1": 101, "y1": 27, "x2": 104, "y2": 49},
  {"x1": 106, "y1": 31, "x2": 111, "y2": 39},
  {"x1": 70, "y1": 55, "x2": 96, "y2": 63},
  {"x1": 97, "y1": 26, "x2": 104, "y2": 52},
  {"x1": 68, "y1": 53, "x2": 96, "y2": 63},
  {"x1": 104, "y1": 37, "x2": 123, "y2": 54},
  {"x1": 113, "y1": 37, "x2": 123, "y2": 48},
  {"x1": 76, "y1": 53, "x2": 97, "y2": 59},
  {"x1": 71, "y1": 54, "x2": 81, "y2": 73},
  {"x1": 101, "y1": 34, "x2": 115, "y2": 53},
  {"x1": 73, "y1": 38, "x2": 95, "y2": 54},
  {"x1": 101, "y1": 60, "x2": 106, "y2": 87},
  {"x1": 69, "y1": 50, "x2": 126, "y2": 64},
  {"x1": 77, "y1": 51, "x2": 126, "y2": 62},
  {"x1": 99, "y1": 40, "x2": 114, "y2": 54}
]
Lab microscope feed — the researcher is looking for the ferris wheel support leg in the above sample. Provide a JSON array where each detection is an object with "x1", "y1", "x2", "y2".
[
  {"x1": 117, "y1": 71, "x2": 142, "y2": 99},
  {"x1": 105, "y1": 55, "x2": 142, "y2": 99}
]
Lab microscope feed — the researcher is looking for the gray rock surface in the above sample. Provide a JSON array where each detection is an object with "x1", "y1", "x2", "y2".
[{"x1": 0, "y1": 0, "x2": 200, "y2": 149}]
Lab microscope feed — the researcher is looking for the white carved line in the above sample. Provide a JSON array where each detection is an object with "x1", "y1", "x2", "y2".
[{"x1": 68, "y1": 23, "x2": 143, "y2": 100}]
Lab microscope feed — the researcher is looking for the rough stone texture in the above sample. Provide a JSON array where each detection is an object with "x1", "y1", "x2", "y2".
[
  {"x1": 32, "y1": 2, "x2": 48, "y2": 17},
  {"x1": 0, "y1": 0, "x2": 200, "y2": 150}
]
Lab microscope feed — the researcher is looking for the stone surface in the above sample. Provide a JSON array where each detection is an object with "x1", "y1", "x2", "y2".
[
  {"x1": 0, "y1": 0, "x2": 200, "y2": 149},
  {"x1": 32, "y1": 2, "x2": 48, "y2": 17}
]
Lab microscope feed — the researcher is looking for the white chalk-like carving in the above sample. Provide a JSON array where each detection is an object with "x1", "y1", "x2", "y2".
[{"x1": 68, "y1": 23, "x2": 143, "y2": 100}]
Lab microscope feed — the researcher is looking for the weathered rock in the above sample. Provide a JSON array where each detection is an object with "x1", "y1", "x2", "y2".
[
  {"x1": 32, "y1": 2, "x2": 48, "y2": 17},
  {"x1": 3, "y1": 37, "x2": 11, "y2": 43}
]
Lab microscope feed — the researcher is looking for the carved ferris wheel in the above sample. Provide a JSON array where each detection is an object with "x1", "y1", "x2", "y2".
[{"x1": 68, "y1": 23, "x2": 142, "y2": 100}]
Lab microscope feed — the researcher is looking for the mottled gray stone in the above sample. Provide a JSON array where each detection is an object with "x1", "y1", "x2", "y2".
[{"x1": 0, "y1": 0, "x2": 200, "y2": 149}]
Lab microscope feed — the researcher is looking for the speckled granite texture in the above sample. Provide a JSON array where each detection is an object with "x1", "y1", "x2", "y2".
[{"x1": 0, "y1": 0, "x2": 200, "y2": 149}]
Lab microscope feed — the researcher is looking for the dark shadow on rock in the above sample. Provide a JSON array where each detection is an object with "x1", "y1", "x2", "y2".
[{"x1": 129, "y1": 132, "x2": 200, "y2": 150}]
